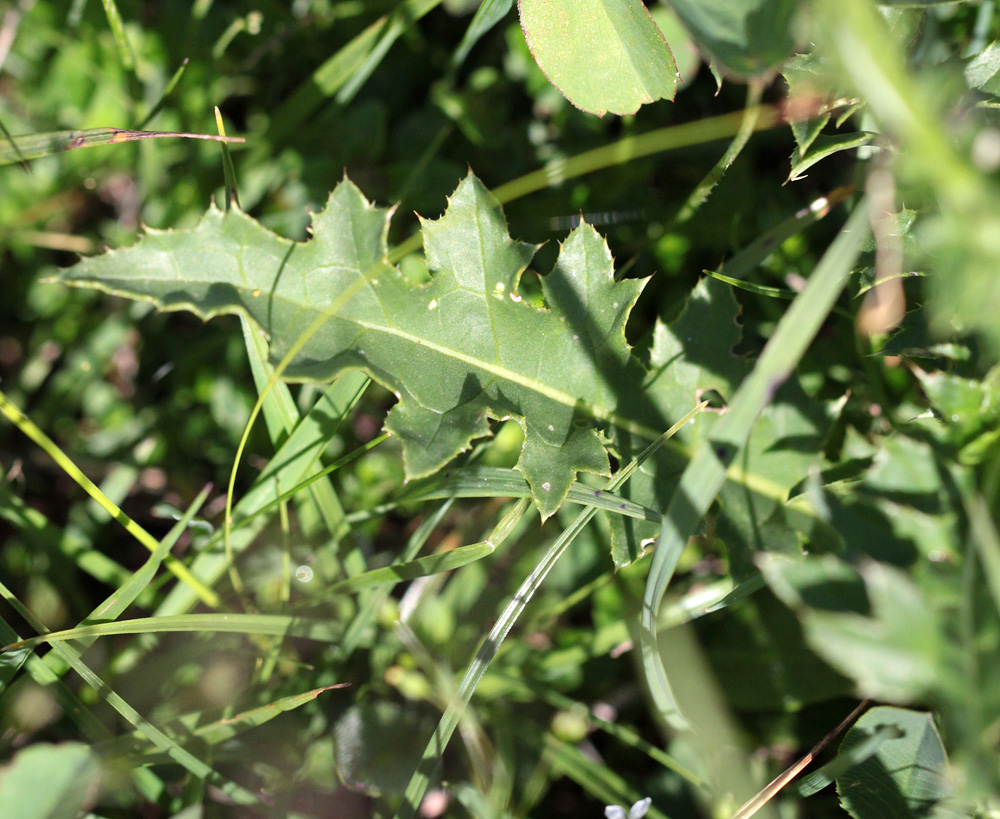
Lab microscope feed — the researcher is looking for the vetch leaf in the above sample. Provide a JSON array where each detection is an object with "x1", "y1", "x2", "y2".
[
  {"x1": 518, "y1": 0, "x2": 678, "y2": 116},
  {"x1": 836, "y1": 706, "x2": 954, "y2": 819},
  {"x1": 761, "y1": 556, "x2": 943, "y2": 702},
  {"x1": 57, "y1": 172, "x2": 663, "y2": 521}
]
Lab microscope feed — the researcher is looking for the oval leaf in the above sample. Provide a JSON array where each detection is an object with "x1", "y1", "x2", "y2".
[{"x1": 519, "y1": 0, "x2": 678, "y2": 116}]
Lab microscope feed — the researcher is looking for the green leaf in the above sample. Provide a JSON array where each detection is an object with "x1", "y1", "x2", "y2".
[
  {"x1": 0, "y1": 742, "x2": 100, "y2": 819},
  {"x1": 836, "y1": 706, "x2": 954, "y2": 819},
  {"x1": 789, "y1": 131, "x2": 878, "y2": 182},
  {"x1": 761, "y1": 556, "x2": 943, "y2": 702},
  {"x1": 665, "y1": 0, "x2": 801, "y2": 78},
  {"x1": 518, "y1": 0, "x2": 678, "y2": 116},
  {"x1": 966, "y1": 40, "x2": 1000, "y2": 98},
  {"x1": 57, "y1": 172, "x2": 661, "y2": 521}
]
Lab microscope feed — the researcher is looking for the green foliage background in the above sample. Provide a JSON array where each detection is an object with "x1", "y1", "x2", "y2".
[{"x1": 1, "y1": 1, "x2": 999, "y2": 818}]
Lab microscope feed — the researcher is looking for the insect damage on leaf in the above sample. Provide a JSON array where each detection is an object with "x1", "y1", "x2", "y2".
[{"x1": 56, "y1": 172, "x2": 762, "y2": 525}]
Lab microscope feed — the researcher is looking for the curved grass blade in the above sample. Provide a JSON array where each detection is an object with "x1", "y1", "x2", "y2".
[
  {"x1": 0, "y1": 127, "x2": 244, "y2": 167},
  {"x1": 394, "y1": 466, "x2": 662, "y2": 523},
  {"x1": 393, "y1": 402, "x2": 704, "y2": 819},
  {"x1": 639, "y1": 200, "x2": 871, "y2": 730},
  {"x1": 0, "y1": 388, "x2": 219, "y2": 607},
  {"x1": 153, "y1": 374, "x2": 371, "y2": 618}
]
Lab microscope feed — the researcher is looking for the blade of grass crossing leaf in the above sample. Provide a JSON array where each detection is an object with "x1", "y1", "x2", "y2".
[
  {"x1": 0, "y1": 388, "x2": 219, "y2": 607},
  {"x1": 674, "y1": 82, "x2": 764, "y2": 224},
  {"x1": 730, "y1": 699, "x2": 869, "y2": 819},
  {"x1": 100, "y1": 0, "x2": 136, "y2": 71},
  {"x1": 794, "y1": 723, "x2": 894, "y2": 798},
  {"x1": 138, "y1": 58, "x2": 189, "y2": 129},
  {"x1": 394, "y1": 403, "x2": 704, "y2": 819},
  {"x1": 0, "y1": 581, "x2": 260, "y2": 805},
  {"x1": 241, "y1": 316, "x2": 301, "y2": 443},
  {"x1": 639, "y1": 201, "x2": 871, "y2": 730},
  {"x1": 215, "y1": 107, "x2": 239, "y2": 210},
  {"x1": 453, "y1": 0, "x2": 514, "y2": 67},
  {"x1": 393, "y1": 466, "x2": 662, "y2": 522}
]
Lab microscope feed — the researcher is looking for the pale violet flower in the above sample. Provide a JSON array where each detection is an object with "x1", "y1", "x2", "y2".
[{"x1": 604, "y1": 797, "x2": 652, "y2": 819}]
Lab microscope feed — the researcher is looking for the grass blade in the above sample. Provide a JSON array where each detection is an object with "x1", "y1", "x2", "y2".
[
  {"x1": 3, "y1": 612, "x2": 343, "y2": 651},
  {"x1": 0, "y1": 388, "x2": 219, "y2": 607},
  {"x1": 394, "y1": 402, "x2": 705, "y2": 819},
  {"x1": 137, "y1": 58, "x2": 189, "y2": 129},
  {"x1": 0, "y1": 582, "x2": 260, "y2": 805},
  {"x1": 639, "y1": 200, "x2": 871, "y2": 730},
  {"x1": 100, "y1": 0, "x2": 136, "y2": 71},
  {"x1": 452, "y1": 0, "x2": 514, "y2": 67},
  {"x1": 0, "y1": 127, "x2": 244, "y2": 167}
]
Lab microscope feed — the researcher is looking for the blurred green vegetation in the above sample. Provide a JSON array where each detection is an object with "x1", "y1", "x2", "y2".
[{"x1": 2, "y1": 1, "x2": 1000, "y2": 818}]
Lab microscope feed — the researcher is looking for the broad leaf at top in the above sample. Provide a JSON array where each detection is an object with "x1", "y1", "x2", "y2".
[
  {"x1": 665, "y1": 0, "x2": 801, "y2": 79},
  {"x1": 518, "y1": 0, "x2": 678, "y2": 116},
  {"x1": 57, "y1": 173, "x2": 656, "y2": 520}
]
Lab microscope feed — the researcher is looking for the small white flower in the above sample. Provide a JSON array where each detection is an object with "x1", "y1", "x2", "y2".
[{"x1": 604, "y1": 797, "x2": 652, "y2": 819}]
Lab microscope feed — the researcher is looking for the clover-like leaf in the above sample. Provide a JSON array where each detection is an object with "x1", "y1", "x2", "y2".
[{"x1": 58, "y1": 173, "x2": 657, "y2": 520}]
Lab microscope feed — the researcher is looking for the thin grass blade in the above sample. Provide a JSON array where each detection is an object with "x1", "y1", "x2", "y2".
[
  {"x1": 639, "y1": 201, "x2": 871, "y2": 731},
  {"x1": 0, "y1": 128, "x2": 244, "y2": 167},
  {"x1": 0, "y1": 389, "x2": 219, "y2": 607},
  {"x1": 0, "y1": 582, "x2": 260, "y2": 804},
  {"x1": 394, "y1": 402, "x2": 705, "y2": 819}
]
